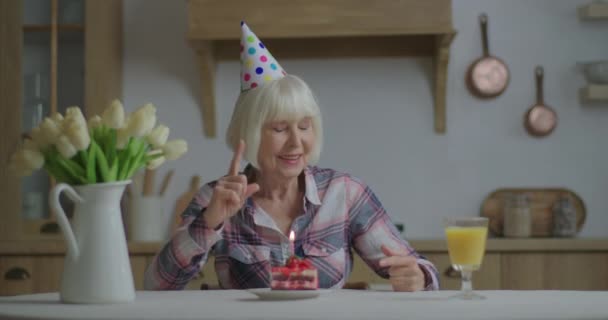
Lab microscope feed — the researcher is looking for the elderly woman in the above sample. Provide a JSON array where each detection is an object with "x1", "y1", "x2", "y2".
[{"x1": 144, "y1": 23, "x2": 439, "y2": 292}]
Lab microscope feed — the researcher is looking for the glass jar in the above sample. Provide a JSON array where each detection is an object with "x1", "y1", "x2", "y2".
[
  {"x1": 553, "y1": 196, "x2": 577, "y2": 237},
  {"x1": 503, "y1": 193, "x2": 532, "y2": 238}
]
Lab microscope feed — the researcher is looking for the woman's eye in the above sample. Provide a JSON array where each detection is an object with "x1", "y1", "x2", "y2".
[
  {"x1": 272, "y1": 127, "x2": 287, "y2": 132},
  {"x1": 298, "y1": 124, "x2": 310, "y2": 130}
]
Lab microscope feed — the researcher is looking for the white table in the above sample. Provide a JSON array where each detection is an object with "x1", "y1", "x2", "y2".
[{"x1": 0, "y1": 290, "x2": 607, "y2": 320}]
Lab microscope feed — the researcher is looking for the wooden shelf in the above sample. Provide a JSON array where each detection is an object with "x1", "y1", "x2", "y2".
[
  {"x1": 23, "y1": 24, "x2": 84, "y2": 32},
  {"x1": 187, "y1": 0, "x2": 456, "y2": 137},
  {"x1": 580, "y1": 84, "x2": 608, "y2": 103},
  {"x1": 578, "y1": 2, "x2": 608, "y2": 19}
]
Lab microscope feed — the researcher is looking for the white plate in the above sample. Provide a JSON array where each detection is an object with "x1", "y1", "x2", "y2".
[{"x1": 247, "y1": 288, "x2": 325, "y2": 300}]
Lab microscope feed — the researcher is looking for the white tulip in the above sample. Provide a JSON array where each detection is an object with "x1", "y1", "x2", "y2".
[
  {"x1": 116, "y1": 127, "x2": 130, "y2": 149},
  {"x1": 39, "y1": 118, "x2": 62, "y2": 145},
  {"x1": 162, "y1": 139, "x2": 187, "y2": 161},
  {"x1": 87, "y1": 115, "x2": 103, "y2": 129},
  {"x1": 127, "y1": 103, "x2": 156, "y2": 137},
  {"x1": 65, "y1": 107, "x2": 87, "y2": 128},
  {"x1": 50, "y1": 112, "x2": 64, "y2": 127},
  {"x1": 9, "y1": 149, "x2": 44, "y2": 176},
  {"x1": 146, "y1": 125, "x2": 169, "y2": 148},
  {"x1": 55, "y1": 135, "x2": 77, "y2": 159},
  {"x1": 30, "y1": 127, "x2": 51, "y2": 149},
  {"x1": 22, "y1": 149, "x2": 44, "y2": 170},
  {"x1": 102, "y1": 99, "x2": 125, "y2": 129},
  {"x1": 65, "y1": 121, "x2": 90, "y2": 151},
  {"x1": 146, "y1": 155, "x2": 166, "y2": 170}
]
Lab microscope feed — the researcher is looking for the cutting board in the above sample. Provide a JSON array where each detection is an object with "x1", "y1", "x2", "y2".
[
  {"x1": 480, "y1": 188, "x2": 586, "y2": 237},
  {"x1": 172, "y1": 175, "x2": 202, "y2": 233}
]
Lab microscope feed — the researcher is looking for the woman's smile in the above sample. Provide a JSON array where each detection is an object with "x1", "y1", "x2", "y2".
[{"x1": 278, "y1": 154, "x2": 301, "y2": 165}]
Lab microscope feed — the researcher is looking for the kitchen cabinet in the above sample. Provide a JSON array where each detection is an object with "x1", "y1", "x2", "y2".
[
  {"x1": 0, "y1": 242, "x2": 156, "y2": 296},
  {"x1": 417, "y1": 238, "x2": 608, "y2": 290},
  {"x1": 2, "y1": 239, "x2": 607, "y2": 296},
  {"x1": 187, "y1": 0, "x2": 456, "y2": 137},
  {"x1": 0, "y1": 0, "x2": 122, "y2": 242}
]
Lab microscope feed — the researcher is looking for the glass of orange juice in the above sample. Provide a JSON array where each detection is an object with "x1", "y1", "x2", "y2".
[{"x1": 444, "y1": 217, "x2": 489, "y2": 300}]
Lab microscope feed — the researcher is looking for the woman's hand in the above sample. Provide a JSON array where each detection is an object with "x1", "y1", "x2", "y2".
[
  {"x1": 379, "y1": 245, "x2": 426, "y2": 292},
  {"x1": 204, "y1": 140, "x2": 259, "y2": 229}
]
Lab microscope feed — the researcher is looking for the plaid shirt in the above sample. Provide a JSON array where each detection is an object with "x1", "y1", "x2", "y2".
[{"x1": 144, "y1": 166, "x2": 439, "y2": 290}]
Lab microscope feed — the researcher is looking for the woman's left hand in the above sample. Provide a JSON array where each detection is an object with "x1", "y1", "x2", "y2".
[{"x1": 379, "y1": 245, "x2": 425, "y2": 292}]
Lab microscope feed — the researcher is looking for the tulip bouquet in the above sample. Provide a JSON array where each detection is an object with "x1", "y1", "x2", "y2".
[{"x1": 9, "y1": 100, "x2": 188, "y2": 185}]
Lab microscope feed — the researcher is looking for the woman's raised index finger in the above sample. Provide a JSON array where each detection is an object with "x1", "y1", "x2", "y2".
[{"x1": 228, "y1": 140, "x2": 245, "y2": 176}]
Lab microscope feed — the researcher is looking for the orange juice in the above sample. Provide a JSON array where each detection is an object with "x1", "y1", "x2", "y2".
[{"x1": 445, "y1": 226, "x2": 488, "y2": 268}]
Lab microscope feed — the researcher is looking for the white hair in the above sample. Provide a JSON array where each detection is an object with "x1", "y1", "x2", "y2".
[{"x1": 226, "y1": 75, "x2": 323, "y2": 169}]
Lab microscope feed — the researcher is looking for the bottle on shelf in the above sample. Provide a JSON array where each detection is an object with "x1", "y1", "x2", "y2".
[{"x1": 503, "y1": 193, "x2": 532, "y2": 238}]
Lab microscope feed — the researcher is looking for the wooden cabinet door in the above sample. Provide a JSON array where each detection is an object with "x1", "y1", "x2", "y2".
[
  {"x1": 0, "y1": 256, "x2": 63, "y2": 296},
  {"x1": 130, "y1": 255, "x2": 149, "y2": 290},
  {"x1": 424, "y1": 253, "x2": 501, "y2": 290},
  {"x1": 347, "y1": 254, "x2": 389, "y2": 286},
  {"x1": 347, "y1": 252, "x2": 502, "y2": 290},
  {"x1": 502, "y1": 252, "x2": 608, "y2": 290}
]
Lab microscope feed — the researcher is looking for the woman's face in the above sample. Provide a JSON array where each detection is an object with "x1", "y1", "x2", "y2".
[{"x1": 257, "y1": 117, "x2": 315, "y2": 180}]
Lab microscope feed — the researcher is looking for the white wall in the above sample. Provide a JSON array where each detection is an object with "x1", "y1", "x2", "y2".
[{"x1": 123, "y1": 0, "x2": 608, "y2": 239}]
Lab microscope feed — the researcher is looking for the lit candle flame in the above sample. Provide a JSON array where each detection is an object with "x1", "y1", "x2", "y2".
[{"x1": 288, "y1": 230, "x2": 295, "y2": 257}]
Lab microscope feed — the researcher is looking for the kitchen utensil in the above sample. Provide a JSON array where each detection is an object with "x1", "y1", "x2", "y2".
[
  {"x1": 480, "y1": 188, "x2": 586, "y2": 237},
  {"x1": 466, "y1": 13, "x2": 510, "y2": 98},
  {"x1": 172, "y1": 175, "x2": 202, "y2": 233},
  {"x1": 553, "y1": 195, "x2": 577, "y2": 237},
  {"x1": 579, "y1": 60, "x2": 608, "y2": 84},
  {"x1": 131, "y1": 172, "x2": 144, "y2": 196},
  {"x1": 524, "y1": 66, "x2": 557, "y2": 137},
  {"x1": 503, "y1": 193, "x2": 532, "y2": 238},
  {"x1": 159, "y1": 169, "x2": 175, "y2": 196},
  {"x1": 143, "y1": 169, "x2": 156, "y2": 196}
]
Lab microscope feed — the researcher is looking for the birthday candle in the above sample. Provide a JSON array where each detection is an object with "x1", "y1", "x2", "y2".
[{"x1": 289, "y1": 230, "x2": 295, "y2": 256}]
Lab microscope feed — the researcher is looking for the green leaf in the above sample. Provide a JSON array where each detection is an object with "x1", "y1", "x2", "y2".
[
  {"x1": 118, "y1": 155, "x2": 132, "y2": 181},
  {"x1": 92, "y1": 140, "x2": 111, "y2": 182},
  {"x1": 44, "y1": 161, "x2": 74, "y2": 185},
  {"x1": 77, "y1": 150, "x2": 88, "y2": 168},
  {"x1": 108, "y1": 129, "x2": 117, "y2": 166},
  {"x1": 55, "y1": 157, "x2": 87, "y2": 184},
  {"x1": 86, "y1": 144, "x2": 97, "y2": 183},
  {"x1": 126, "y1": 140, "x2": 147, "y2": 179},
  {"x1": 108, "y1": 157, "x2": 118, "y2": 181}
]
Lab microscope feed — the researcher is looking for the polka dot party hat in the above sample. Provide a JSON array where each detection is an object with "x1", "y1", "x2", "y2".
[{"x1": 240, "y1": 21, "x2": 287, "y2": 91}]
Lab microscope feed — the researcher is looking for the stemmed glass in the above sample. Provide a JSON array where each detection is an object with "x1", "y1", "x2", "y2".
[{"x1": 444, "y1": 217, "x2": 489, "y2": 300}]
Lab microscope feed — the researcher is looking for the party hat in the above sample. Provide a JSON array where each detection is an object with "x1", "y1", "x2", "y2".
[{"x1": 240, "y1": 21, "x2": 287, "y2": 91}]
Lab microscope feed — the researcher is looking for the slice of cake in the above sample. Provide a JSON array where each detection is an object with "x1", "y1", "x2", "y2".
[{"x1": 271, "y1": 256, "x2": 318, "y2": 290}]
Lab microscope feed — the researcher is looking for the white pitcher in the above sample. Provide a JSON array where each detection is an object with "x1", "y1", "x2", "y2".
[{"x1": 49, "y1": 181, "x2": 135, "y2": 304}]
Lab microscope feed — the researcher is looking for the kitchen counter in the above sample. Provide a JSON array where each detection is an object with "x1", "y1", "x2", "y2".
[{"x1": 2, "y1": 238, "x2": 608, "y2": 255}]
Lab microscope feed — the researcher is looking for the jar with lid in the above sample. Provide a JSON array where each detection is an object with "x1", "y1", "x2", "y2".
[
  {"x1": 552, "y1": 195, "x2": 577, "y2": 237},
  {"x1": 503, "y1": 193, "x2": 532, "y2": 238}
]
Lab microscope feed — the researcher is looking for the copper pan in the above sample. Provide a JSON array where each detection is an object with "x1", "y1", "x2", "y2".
[
  {"x1": 466, "y1": 14, "x2": 510, "y2": 99},
  {"x1": 524, "y1": 66, "x2": 557, "y2": 137}
]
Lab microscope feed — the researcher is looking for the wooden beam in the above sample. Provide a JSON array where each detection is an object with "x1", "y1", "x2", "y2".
[
  {"x1": 0, "y1": 0, "x2": 23, "y2": 241},
  {"x1": 433, "y1": 32, "x2": 455, "y2": 134},
  {"x1": 195, "y1": 41, "x2": 217, "y2": 138}
]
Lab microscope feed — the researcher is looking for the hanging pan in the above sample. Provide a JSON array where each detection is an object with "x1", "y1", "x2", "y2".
[
  {"x1": 466, "y1": 13, "x2": 510, "y2": 98},
  {"x1": 524, "y1": 66, "x2": 557, "y2": 137}
]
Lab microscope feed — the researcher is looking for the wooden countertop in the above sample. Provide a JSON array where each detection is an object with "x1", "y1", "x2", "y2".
[
  {"x1": 413, "y1": 238, "x2": 608, "y2": 252},
  {"x1": 2, "y1": 238, "x2": 608, "y2": 255}
]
